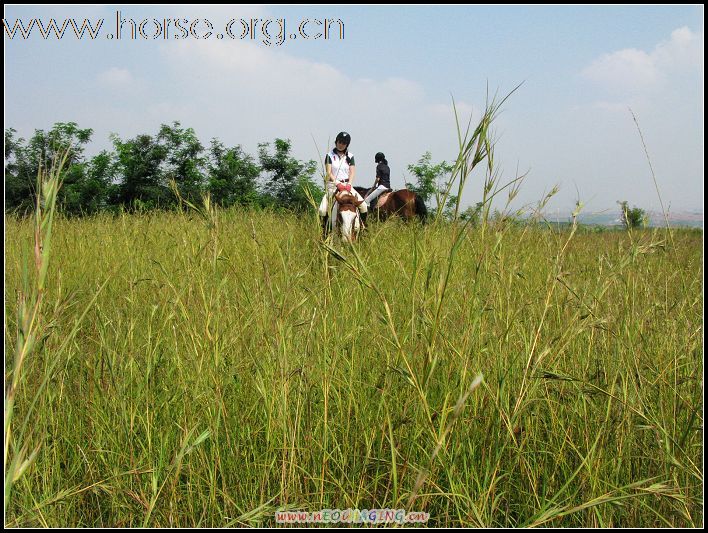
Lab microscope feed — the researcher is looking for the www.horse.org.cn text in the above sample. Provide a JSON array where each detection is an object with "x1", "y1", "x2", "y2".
[{"x1": 3, "y1": 11, "x2": 345, "y2": 46}]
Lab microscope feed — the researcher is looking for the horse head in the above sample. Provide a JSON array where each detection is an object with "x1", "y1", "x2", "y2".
[
  {"x1": 334, "y1": 190, "x2": 363, "y2": 208},
  {"x1": 334, "y1": 191, "x2": 362, "y2": 242}
]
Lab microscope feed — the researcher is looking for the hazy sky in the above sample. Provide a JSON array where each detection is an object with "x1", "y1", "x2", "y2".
[{"x1": 4, "y1": 5, "x2": 704, "y2": 213}]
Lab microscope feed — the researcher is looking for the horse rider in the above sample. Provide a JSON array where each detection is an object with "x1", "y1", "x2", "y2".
[
  {"x1": 364, "y1": 152, "x2": 391, "y2": 208},
  {"x1": 319, "y1": 131, "x2": 368, "y2": 235}
]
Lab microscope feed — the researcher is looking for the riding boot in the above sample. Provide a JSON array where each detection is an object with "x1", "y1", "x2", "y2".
[
  {"x1": 360, "y1": 211, "x2": 368, "y2": 229},
  {"x1": 321, "y1": 215, "x2": 329, "y2": 238}
]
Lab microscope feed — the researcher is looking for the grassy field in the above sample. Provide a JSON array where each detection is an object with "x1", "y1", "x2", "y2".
[{"x1": 4, "y1": 202, "x2": 703, "y2": 527}]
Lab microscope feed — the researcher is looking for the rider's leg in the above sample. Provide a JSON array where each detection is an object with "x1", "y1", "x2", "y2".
[
  {"x1": 319, "y1": 183, "x2": 336, "y2": 234},
  {"x1": 356, "y1": 189, "x2": 367, "y2": 213},
  {"x1": 352, "y1": 189, "x2": 368, "y2": 228},
  {"x1": 330, "y1": 198, "x2": 339, "y2": 231},
  {"x1": 364, "y1": 185, "x2": 386, "y2": 205},
  {"x1": 318, "y1": 191, "x2": 329, "y2": 217},
  {"x1": 352, "y1": 189, "x2": 368, "y2": 212}
]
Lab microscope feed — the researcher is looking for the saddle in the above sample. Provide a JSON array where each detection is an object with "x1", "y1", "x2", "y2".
[{"x1": 371, "y1": 189, "x2": 393, "y2": 209}]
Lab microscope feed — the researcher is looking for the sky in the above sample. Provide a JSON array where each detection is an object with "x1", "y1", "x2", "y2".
[{"x1": 4, "y1": 5, "x2": 704, "y2": 214}]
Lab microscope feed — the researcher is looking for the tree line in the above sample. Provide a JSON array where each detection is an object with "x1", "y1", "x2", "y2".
[
  {"x1": 4, "y1": 121, "x2": 325, "y2": 216},
  {"x1": 5, "y1": 121, "x2": 479, "y2": 220},
  {"x1": 5, "y1": 120, "x2": 499, "y2": 223},
  {"x1": 5, "y1": 122, "x2": 647, "y2": 227}
]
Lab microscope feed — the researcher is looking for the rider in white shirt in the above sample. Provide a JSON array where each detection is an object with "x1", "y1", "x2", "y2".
[{"x1": 319, "y1": 132, "x2": 368, "y2": 235}]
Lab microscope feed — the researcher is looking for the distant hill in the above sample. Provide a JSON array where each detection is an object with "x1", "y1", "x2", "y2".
[{"x1": 538, "y1": 211, "x2": 703, "y2": 229}]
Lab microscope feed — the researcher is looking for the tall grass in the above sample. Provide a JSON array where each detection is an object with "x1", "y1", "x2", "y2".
[
  {"x1": 5, "y1": 151, "x2": 69, "y2": 514},
  {"x1": 4, "y1": 211, "x2": 703, "y2": 527},
  {"x1": 4, "y1": 96, "x2": 703, "y2": 527}
]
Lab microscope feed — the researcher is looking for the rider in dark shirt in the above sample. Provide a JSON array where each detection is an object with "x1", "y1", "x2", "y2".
[
  {"x1": 376, "y1": 159, "x2": 390, "y2": 188},
  {"x1": 364, "y1": 152, "x2": 391, "y2": 206}
]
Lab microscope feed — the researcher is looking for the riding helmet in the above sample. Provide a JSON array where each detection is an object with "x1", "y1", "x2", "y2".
[
  {"x1": 335, "y1": 132, "x2": 351, "y2": 146},
  {"x1": 375, "y1": 152, "x2": 386, "y2": 163}
]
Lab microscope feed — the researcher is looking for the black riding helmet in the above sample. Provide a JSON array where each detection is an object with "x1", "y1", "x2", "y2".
[
  {"x1": 375, "y1": 152, "x2": 386, "y2": 163},
  {"x1": 335, "y1": 131, "x2": 351, "y2": 147}
]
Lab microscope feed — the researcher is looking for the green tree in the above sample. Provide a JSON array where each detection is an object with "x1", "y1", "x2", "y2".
[
  {"x1": 460, "y1": 201, "x2": 485, "y2": 226},
  {"x1": 88, "y1": 151, "x2": 121, "y2": 210},
  {"x1": 5, "y1": 123, "x2": 93, "y2": 214},
  {"x1": 258, "y1": 139, "x2": 321, "y2": 210},
  {"x1": 158, "y1": 122, "x2": 206, "y2": 206},
  {"x1": 618, "y1": 200, "x2": 648, "y2": 229},
  {"x1": 5, "y1": 128, "x2": 33, "y2": 213},
  {"x1": 112, "y1": 133, "x2": 169, "y2": 210},
  {"x1": 207, "y1": 140, "x2": 262, "y2": 207},
  {"x1": 406, "y1": 152, "x2": 456, "y2": 217},
  {"x1": 58, "y1": 151, "x2": 118, "y2": 215}
]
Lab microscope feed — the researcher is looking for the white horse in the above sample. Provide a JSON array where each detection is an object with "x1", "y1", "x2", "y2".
[{"x1": 333, "y1": 190, "x2": 363, "y2": 242}]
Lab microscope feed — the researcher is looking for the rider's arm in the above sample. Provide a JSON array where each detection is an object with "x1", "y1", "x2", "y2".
[
  {"x1": 370, "y1": 162, "x2": 384, "y2": 189},
  {"x1": 325, "y1": 154, "x2": 336, "y2": 182},
  {"x1": 348, "y1": 162, "x2": 356, "y2": 184}
]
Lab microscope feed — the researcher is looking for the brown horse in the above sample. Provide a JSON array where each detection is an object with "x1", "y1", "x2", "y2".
[{"x1": 355, "y1": 186, "x2": 427, "y2": 222}]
